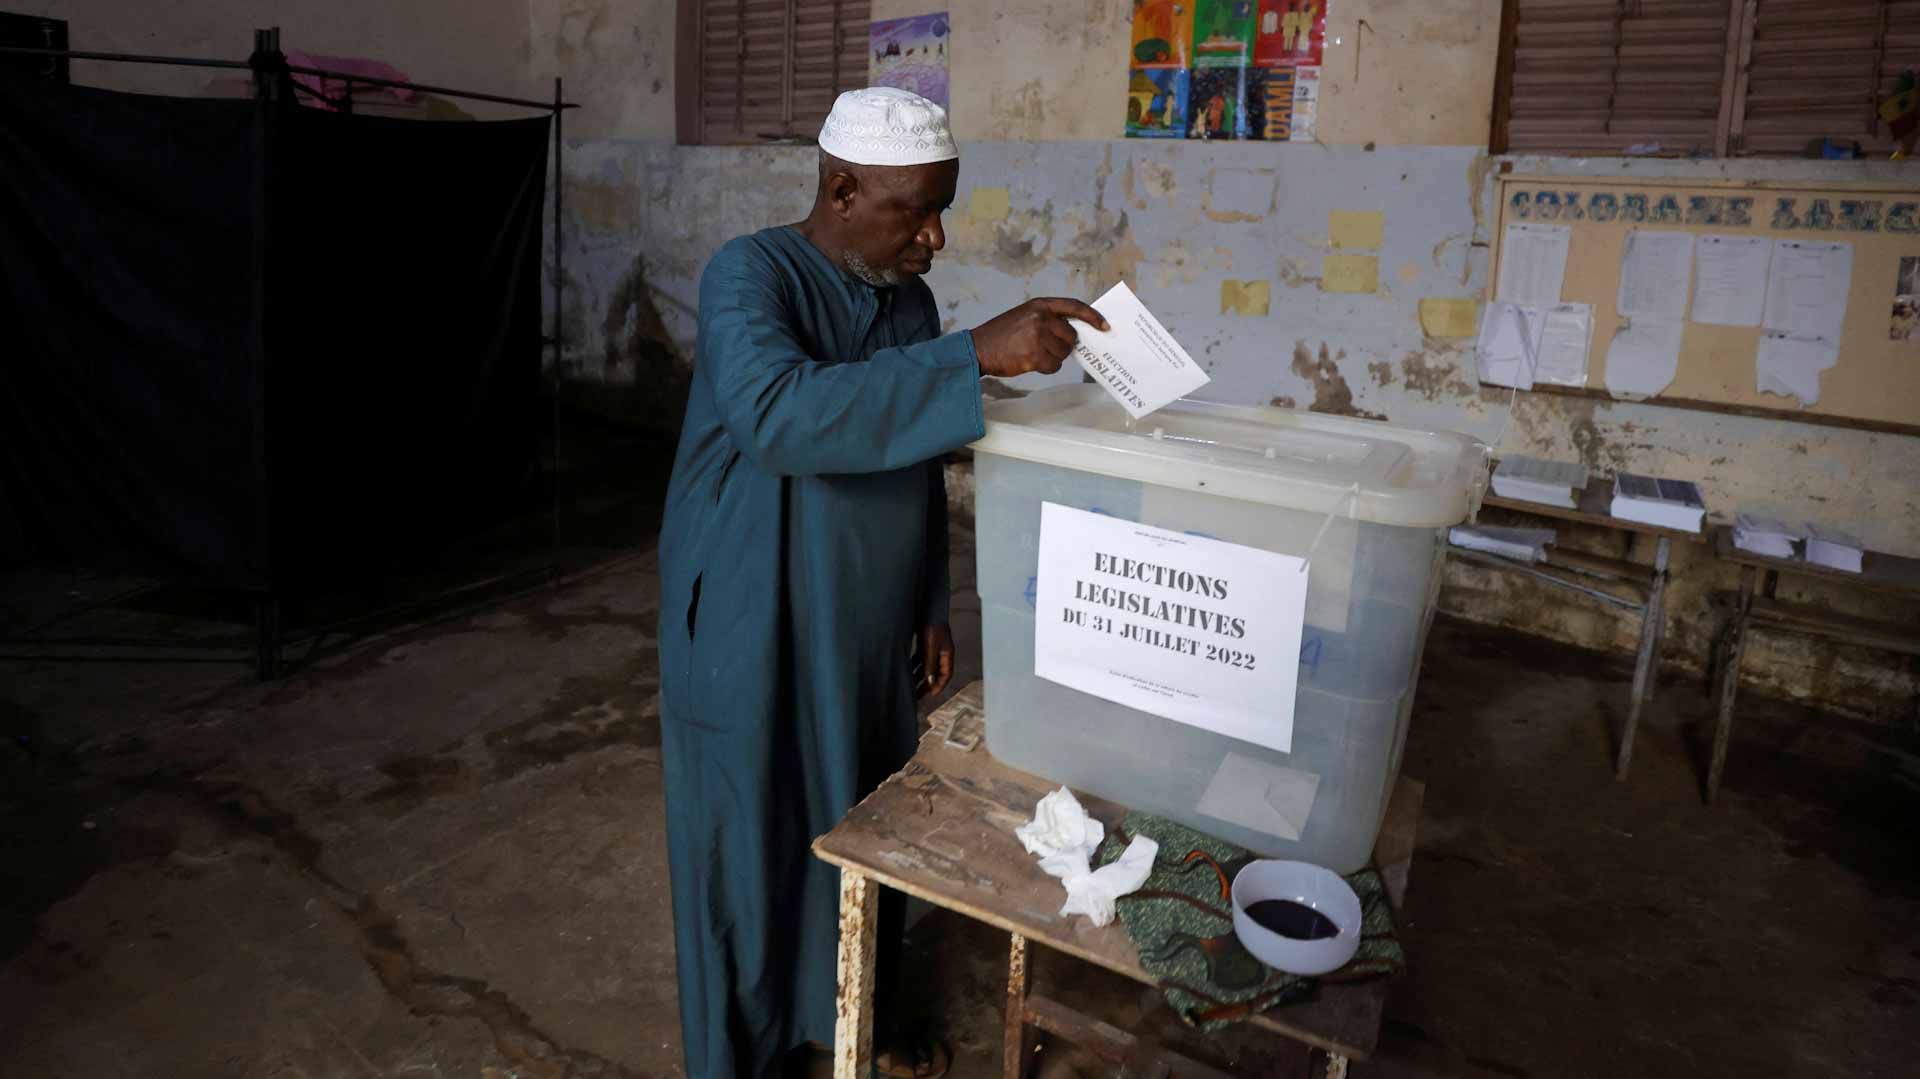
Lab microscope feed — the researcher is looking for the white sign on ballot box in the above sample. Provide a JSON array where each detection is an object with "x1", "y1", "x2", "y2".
[{"x1": 1033, "y1": 503, "x2": 1308, "y2": 754}]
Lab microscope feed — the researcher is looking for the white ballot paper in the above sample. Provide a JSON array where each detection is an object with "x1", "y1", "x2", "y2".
[
  {"x1": 1764, "y1": 240, "x2": 1853, "y2": 339},
  {"x1": 1617, "y1": 229, "x2": 1694, "y2": 321},
  {"x1": 1071, "y1": 281, "x2": 1210, "y2": 418},
  {"x1": 1756, "y1": 331, "x2": 1840, "y2": 407},
  {"x1": 1496, "y1": 223, "x2": 1571, "y2": 306},
  {"x1": 1034, "y1": 503, "x2": 1308, "y2": 754},
  {"x1": 1604, "y1": 319, "x2": 1685, "y2": 399},
  {"x1": 1691, "y1": 234, "x2": 1772, "y2": 326},
  {"x1": 1196, "y1": 753, "x2": 1321, "y2": 841}
]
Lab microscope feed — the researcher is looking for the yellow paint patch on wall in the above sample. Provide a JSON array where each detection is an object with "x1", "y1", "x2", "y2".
[
  {"x1": 970, "y1": 187, "x2": 1012, "y2": 222},
  {"x1": 1418, "y1": 297, "x2": 1480, "y2": 338},
  {"x1": 1220, "y1": 279, "x2": 1272, "y2": 316},
  {"x1": 1328, "y1": 210, "x2": 1384, "y2": 250},
  {"x1": 1322, "y1": 255, "x2": 1379, "y2": 294}
]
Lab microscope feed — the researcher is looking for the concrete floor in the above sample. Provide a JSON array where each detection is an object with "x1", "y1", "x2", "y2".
[{"x1": 4, "y1": 521, "x2": 1917, "y2": 1077}]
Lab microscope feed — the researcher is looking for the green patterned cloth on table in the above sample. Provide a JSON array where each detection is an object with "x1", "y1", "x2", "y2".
[{"x1": 1092, "y1": 811, "x2": 1405, "y2": 1030}]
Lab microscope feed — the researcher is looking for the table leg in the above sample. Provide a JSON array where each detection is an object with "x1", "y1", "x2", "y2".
[
  {"x1": 1004, "y1": 933, "x2": 1035, "y2": 1079},
  {"x1": 1616, "y1": 536, "x2": 1669, "y2": 779},
  {"x1": 1642, "y1": 537, "x2": 1671, "y2": 703},
  {"x1": 834, "y1": 870, "x2": 878, "y2": 1079},
  {"x1": 1707, "y1": 565, "x2": 1757, "y2": 805}
]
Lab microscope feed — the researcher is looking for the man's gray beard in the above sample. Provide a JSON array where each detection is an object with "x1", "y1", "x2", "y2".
[{"x1": 843, "y1": 251, "x2": 903, "y2": 287}]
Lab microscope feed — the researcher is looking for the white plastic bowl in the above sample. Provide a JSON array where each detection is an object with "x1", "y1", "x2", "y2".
[{"x1": 1230, "y1": 859, "x2": 1363, "y2": 976}]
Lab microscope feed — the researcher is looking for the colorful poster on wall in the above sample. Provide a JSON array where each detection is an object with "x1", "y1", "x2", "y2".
[
  {"x1": 1187, "y1": 67, "x2": 1271, "y2": 139},
  {"x1": 1290, "y1": 66, "x2": 1320, "y2": 140},
  {"x1": 1254, "y1": 0, "x2": 1326, "y2": 68},
  {"x1": 1256, "y1": 65, "x2": 1318, "y2": 140},
  {"x1": 869, "y1": 12, "x2": 949, "y2": 107},
  {"x1": 1193, "y1": 0, "x2": 1257, "y2": 68},
  {"x1": 1892, "y1": 256, "x2": 1920, "y2": 342},
  {"x1": 1130, "y1": 0, "x2": 1194, "y2": 69},
  {"x1": 1262, "y1": 67, "x2": 1295, "y2": 139},
  {"x1": 1127, "y1": 68, "x2": 1190, "y2": 137}
]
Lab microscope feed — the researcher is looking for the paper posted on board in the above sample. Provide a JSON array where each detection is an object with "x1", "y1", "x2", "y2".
[
  {"x1": 1764, "y1": 240, "x2": 1853, "y2": 339},
  {"x1": 1476, "y1": 301, "x2": 1592, "y2": 389},
  {"x1": 1071, "y1": 281, "x2": 1211, "y2": 418},
  {"x1": 1476, "y1": 301, "x2": 1541, "y2": 390},
  {"x1": 1756, "y1": 331, "x2": 1840, "y2": 407},
  {"x1": 1692, "y1": 234, "x2": 1772, "y2": 327},
  {"x1": 1604, "y1": 319, "x2": 1685, "y2": 400},
  {"x1": 1496, "y1": 223, "x2": 1571, "y2": 307},
  {"x1": 1617, "y1": 230, "x2": 1694, "y2": 321}
]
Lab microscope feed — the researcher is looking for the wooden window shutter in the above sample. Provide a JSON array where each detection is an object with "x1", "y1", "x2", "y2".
[
  {"x1": 1731, "y1": 0, "x2": 1920, "y2": 155},
  {"x1": 1500, "y1": 0, "x2": 1736, "y2": 155},
  {"x1": 694, "y1": 0, "x2": 871, "y2": 144},
  {"x1": 791, "y1": 1, "x2": 873, "y2": 135}
]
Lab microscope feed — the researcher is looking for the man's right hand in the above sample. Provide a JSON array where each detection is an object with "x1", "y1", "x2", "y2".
[{"x1": 971, "y1": 298, "x2": 1109, "y2": 379}]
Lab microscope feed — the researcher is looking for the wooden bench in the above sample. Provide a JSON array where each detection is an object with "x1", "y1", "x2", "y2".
[
  {"x1": 1707, "y1": 527, "x2": 1920, "y2": 802},
  {"x1": 1448, "y1": 480, "x2": 1707, "y2": 780}
]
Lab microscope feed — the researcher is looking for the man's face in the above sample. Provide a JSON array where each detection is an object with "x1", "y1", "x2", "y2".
[{"x1": 833, "y1": 158, "x2": 959, "y2": 286}]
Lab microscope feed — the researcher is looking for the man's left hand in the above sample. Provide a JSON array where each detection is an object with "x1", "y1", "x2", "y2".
[{"x1": 917, "y1": 622, "x2": 954, "y2": 699}]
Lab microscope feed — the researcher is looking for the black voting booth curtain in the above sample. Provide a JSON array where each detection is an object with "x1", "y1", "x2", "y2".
[{"x1": 0, "y1": 70, "x2": 549, "y2": 593}]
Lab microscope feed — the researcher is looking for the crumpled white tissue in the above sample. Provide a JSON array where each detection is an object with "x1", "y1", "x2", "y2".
[{"x1": 1015, "y1": 786, "x2": 1159, "y2": 927}]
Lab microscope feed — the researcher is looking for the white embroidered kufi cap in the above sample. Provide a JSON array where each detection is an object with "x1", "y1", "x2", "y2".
[{"x1": 817, "y1": 86, "x2": 958, "y2": 167}]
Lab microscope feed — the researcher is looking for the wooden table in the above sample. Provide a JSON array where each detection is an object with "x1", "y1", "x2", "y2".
[
  {"x1": 814, "y1": 682, "x2": 1421, "y2": 1079},
  {"x1": 1451, "y1": 481, "x2": 1707, "y2": 780},
  {"x1": 1706, "y1": 527, "x2": 1920, "y2": 803}
]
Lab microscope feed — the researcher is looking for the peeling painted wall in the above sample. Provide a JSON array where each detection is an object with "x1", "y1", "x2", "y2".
[
  {"x1": 555, "y1": 137, "x2": 1920, "y2": 719},
  {"x1": 526, "y1": 0, "x2": 675, "y2": 141}
]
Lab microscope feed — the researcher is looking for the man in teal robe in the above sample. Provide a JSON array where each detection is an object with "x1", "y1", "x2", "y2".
[{"x1": 655, "y1": 87, "x2": 1106, "y2": 1079}]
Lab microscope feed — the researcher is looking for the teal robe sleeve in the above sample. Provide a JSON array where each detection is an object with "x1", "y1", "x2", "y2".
[{"x1": 698, "y1": 239, "x2": 985, "y2": 476}]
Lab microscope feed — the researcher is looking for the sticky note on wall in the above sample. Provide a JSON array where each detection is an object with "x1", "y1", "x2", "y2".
[
  {"x1": 1220, "y1": 279, "x2": 1271, "y2": 316},
  {"x1": 1418, "y1": 298, "x2": 1479, "y2": 338},
  {"x1": 970, "y1": 187, "x2": 1011, "y2": 221},
  {"x1": 1329, "y1": 210, "x2": 1384, "y2": 250},
  {"x1": 1322, "y1": 255, "x2": 1379, "y2": 294}
]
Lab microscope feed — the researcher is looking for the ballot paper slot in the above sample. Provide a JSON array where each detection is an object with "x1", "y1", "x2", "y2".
[{"x1": 1117, "y1": 426, "x2": 1409, "y2": 479}]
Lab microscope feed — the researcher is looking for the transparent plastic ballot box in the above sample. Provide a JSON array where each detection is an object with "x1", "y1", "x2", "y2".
[{"x1": 972, "y1": 385, "x2": 1487, "y2": 873}]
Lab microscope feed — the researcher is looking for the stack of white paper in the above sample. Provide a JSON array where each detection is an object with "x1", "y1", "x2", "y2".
[
  {"x1": 1610, "y1": 473, "x2": 1706, "y2": 533},
  {"x1": 1805, "y1": 523, "x2": 1865, "y2": 574},
  {"x1": 1732, "y1": 514, "x2": 1804, "y2": 559},
  {"x1": 1449, "y1": 525, "x2": 1556, "y2": 563},
  {"x1": 1492, "y1": 456, "x2": 1587, "y2": 509}
]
